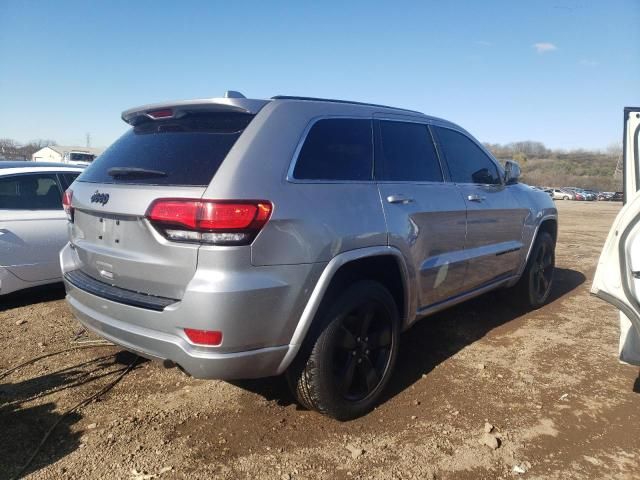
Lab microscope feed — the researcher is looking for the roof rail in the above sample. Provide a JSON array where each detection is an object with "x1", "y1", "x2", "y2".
[{"x1": 271, "y1": 95, "x2": 424, "y2": 115}]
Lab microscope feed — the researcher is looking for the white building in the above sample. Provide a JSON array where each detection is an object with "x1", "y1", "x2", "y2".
[{"x1": 32, "y1": 145, "x2": 104, "y2": 163}]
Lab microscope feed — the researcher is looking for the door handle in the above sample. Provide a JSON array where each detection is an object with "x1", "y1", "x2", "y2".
[
  {"x1": 386, "y1": 194, "x2": 414, "y2": 204},
  {"x1": 467, "y1": 194, "x2": 486, "y2": 202}
]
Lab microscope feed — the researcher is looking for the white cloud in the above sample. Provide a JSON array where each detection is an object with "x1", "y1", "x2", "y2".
[
  {"x1": 475, "y1": 40, "x2": 493, "y2": 47},
  {"x1": 533, "y1": 42, "x2": 558, "y2": 54}
]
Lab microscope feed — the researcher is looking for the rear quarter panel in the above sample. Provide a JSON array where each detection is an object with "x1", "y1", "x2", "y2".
[{"x1": 202, "y1": 101, "x2": 388, "y2": 266}]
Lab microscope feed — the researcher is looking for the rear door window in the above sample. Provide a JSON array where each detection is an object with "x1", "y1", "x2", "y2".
[
  {"x1": 60, "y1": 172, "x2": 80, "y2": 189},
  {"x1": 377, "y1": 120, "x2": 443, "y2": 182},
  {"x1": 77, "y1": 112, "x2": 255, "y2": 186},
  {"x1": 293, "y1": 118, "x2": 373, "y2": 181},
  {"x1": 0, "y1": 174, "x2": 62, "y2": 210},
  {"x1": 434, "y1": 127, "x2": 502, "y2": 185}
]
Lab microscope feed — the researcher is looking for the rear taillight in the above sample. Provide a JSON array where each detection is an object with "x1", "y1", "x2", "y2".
[
  {"x1": 184, "y1": 328, "x2": 222, "y2": 346},
  {"x1": 62, "y1": 189, "x2": 74, "y2": 222},
  {"x1": 146, "y1": 199, "x2": 272, "y2": 245}
]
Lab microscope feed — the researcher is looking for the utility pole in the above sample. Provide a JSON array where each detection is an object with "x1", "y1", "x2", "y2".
[{"x1": 85, "y1": 132, "x2": 91, "y2": 148}]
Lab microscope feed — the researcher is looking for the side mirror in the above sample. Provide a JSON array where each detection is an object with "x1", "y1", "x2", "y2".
[{"x1": 504, "y1": 160, "x2": 521, "y2": 185}]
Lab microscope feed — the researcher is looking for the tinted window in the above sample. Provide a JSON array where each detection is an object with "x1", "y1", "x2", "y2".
[
  {"x1": 0, "y1": 174, "x2": 62, "y2": 210},
  {"x1": 60, "y1": 172, "x2": 80, "y2": 189},
  {"x1": 435, "y1": 127, "x2": 501, "y2": 185},
  {"x1": 78, "y1": 112, "x2": 254, "y2": 186},
  {"x1": 378, "y1": 121, "x2": 443, "y2": 182},
  {"x1": 293, "y1": 119, "x2": 373, "y2": 181}
]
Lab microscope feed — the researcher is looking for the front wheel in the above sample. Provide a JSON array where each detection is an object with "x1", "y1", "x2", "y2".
[
  {"x1": 514, "y1": 231, "x2": 555, "y2": 309},
  {"x1": 286, "y1": 280, "x2": 400, "y2": 420}
]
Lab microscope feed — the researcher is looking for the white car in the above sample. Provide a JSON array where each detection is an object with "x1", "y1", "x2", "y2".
[
  {"x1": 592, "y1": 107, "x2": 640, "y2": 365},
  {"x1": 550, "y1": 188, "x2": 575, "y2": 200},
  {"x1": 0, "y1": 162, "x2": 83, "y2": 295}
]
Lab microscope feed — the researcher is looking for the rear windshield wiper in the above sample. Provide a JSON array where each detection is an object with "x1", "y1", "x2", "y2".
[{"x1": 107, "y1": 167, "x2": 168, "y2": 179}]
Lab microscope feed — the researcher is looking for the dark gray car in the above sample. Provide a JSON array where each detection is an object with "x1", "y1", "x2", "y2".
[{"x1": 61, "y1": 92, "x2": 557, "y2": 419}]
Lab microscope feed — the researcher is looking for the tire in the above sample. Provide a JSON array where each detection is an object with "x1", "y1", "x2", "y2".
[
  {"x1": 286, "y1": 280, "x2": 400, "y2": 421},
  {"x1": 514, "y1": 231, "x2": 555, "y2": 309},
  {"x1": 563, "y1": 196, "x2": 569, "y2": 200}
]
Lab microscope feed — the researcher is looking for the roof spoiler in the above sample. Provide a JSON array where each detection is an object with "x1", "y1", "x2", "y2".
[{"x1": 121, "y1": 95, "x2": 269, "y2": 125}]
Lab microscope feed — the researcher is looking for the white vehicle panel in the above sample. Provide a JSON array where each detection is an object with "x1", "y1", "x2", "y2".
[
  {"x1": 0, "y1": 165, "x2": 83, "y2": 294},
  {"x1": 0, "y1": 209, "x2": 68, "y2": 281},
  {"x1": 592, "y1": 108, "x2": 640, "y2": 364}
]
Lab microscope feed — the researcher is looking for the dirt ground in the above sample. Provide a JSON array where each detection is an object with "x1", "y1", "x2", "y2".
[{"x1": 2, "y1": 200, "x2": 639, "y2": 480}]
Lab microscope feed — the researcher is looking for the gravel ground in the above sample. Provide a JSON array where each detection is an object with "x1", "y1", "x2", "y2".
[{"x1": 2, "y1": 200, "x2": 639, "y2": 480}]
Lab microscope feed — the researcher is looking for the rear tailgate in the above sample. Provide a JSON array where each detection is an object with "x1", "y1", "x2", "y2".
[
  {"x1": 70, "y1": 183, "x2": 205, "y2": 299},
  {"x1": 67, "y1": 108, "x2": 258, "y2": 300}
]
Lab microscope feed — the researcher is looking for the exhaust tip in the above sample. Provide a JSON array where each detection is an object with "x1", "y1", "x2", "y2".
[{"x1": 162, "y1": 359, "x2": 177, "y2": 369}]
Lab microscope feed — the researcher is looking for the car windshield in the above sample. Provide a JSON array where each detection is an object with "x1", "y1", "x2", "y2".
[{"x1": 70, "y1": 153, "x2": 95, "y2": 162}]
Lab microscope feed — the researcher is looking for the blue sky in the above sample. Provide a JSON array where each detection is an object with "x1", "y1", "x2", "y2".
[{"x1": 0, "y1": 0, "x2": 638, "y2": 150}]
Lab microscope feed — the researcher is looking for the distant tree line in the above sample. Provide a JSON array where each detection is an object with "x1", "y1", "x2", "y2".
[
  {"x1": 0, "y1": 138, "x2": 57, "y2": 161},
  {"x1": 484, "y1": 141, "x2": 551, "y2": 160},
  {"x1": 484, "y1": 140, "x2": 623, "y2": 192}
]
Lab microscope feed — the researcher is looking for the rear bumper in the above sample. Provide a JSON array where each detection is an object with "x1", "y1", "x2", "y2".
[
  {"x1": 61, "y1": 243, "x2": 324, "y2": 379},
  {"x1": 66, "y1": 285, "x2": 289, "y2": 379}
]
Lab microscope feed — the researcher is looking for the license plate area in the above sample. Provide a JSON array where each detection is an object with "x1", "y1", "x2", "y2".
[
  {"x1": 75, "y1": 210, "x2": 146, "y2": 250},
  {"x1": 94, "y1": 213, "x2": 127, "y2": 247}
]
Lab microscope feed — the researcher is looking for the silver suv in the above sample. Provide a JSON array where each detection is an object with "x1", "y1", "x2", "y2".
[{"x1": 61, "y1": 93, "x2": 557, "y2": 420}]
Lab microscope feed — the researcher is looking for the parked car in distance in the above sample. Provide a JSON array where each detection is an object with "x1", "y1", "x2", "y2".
[
  {"x1": 567, "y1": 188, "x2": 586, "y2": 201},
  {"x1": 597, "y1": 191, "x2": 614, "y2": 201},
  {"x1": 61, "y1": 92, "x2": 558, "y2": 420},
  {"x1": 611, "y1": 191, "x2": 624, "y2": 201},
  {"x1": 0, "y1": 162, "x2": 83, "y2": 295},
  {"x1": 550, "y1": 188, "x2": 575, "y2": 200},
  {"x1": 564, "y1": 187, "x2": 596, "y2": 201}
]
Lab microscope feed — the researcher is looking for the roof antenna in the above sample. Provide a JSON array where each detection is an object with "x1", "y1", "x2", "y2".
[{"x1": 224, "y1": 90, "x2": 246, "y2": 99}]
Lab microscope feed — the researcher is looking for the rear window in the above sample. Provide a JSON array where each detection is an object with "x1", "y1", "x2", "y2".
[
  {"x1": 293, "y1": 118, "x2": 373, "y2": 181},
  {"x1": 77, "y1": 112, "x2": 254, "y2": 186}
]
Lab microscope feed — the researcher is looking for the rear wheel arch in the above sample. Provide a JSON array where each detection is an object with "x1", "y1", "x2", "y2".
[
  {"x1": 277, "y1": 249, "x2": 410, "y2": 375},
  {"x1": 518, "y1": 216, "x2": 557, "y2": 280},
  {"x1": 537, "y1": 218, "x2": 558, "y2": 245},
  {"x1": 319, "y1": 255, "x2": 407, "y2": 326}
]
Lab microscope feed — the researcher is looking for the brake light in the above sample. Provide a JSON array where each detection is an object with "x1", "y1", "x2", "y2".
[
  {"x1": 184, "y1": 328, "x2": 222, "y2": 346},
  {"x1": 147, "y1": 108, "x2": 173, "y2": 119},
  {"x1": 62, "y1": 189, "x2": 74, "y2": 222},
  {"x1": 146, "y1": 199, "x2": 272, "y2": 245}
]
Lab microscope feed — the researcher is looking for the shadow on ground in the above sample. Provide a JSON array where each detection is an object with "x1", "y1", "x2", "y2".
[
  {"x1": 383, "y1": 267, "x2": 585, "y2": 402},
  {"x1": 0, "y1": 282, "x2": 66, "y2": 313},
  {"x1": 234, "y1": 267, "x2": 586, "y2": 412},
  {"x1": 0, "y1": 350, "x2": 140, "y2": 479}
]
